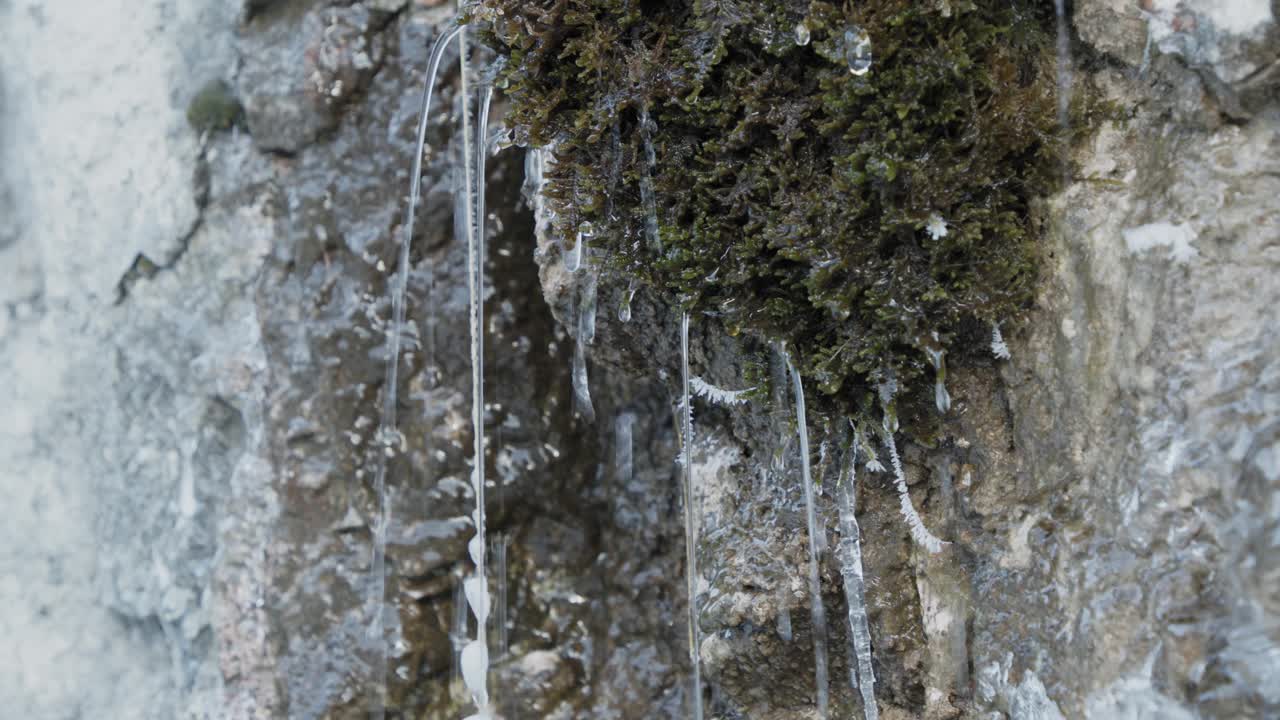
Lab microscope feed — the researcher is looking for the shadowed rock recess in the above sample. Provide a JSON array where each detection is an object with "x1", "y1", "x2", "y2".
[{"x1": 0, "y1": 0, "x2": 1276, "y2": 718}]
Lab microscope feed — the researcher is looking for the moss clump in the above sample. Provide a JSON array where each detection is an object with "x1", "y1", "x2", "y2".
[
  {"x1": 482, "y1": 0, "x2": 1065, "y2": 428},
  {"x1": 187, "y1": 79, "x2": 243, "y2": 134}
]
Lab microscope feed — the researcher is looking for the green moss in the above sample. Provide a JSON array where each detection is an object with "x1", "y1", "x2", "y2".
[
  {"x1": 483, "y1": 0, "x2": 1070, "y2": 429},
  {"x1": 187, "y1": 79, "x2": 242, "y2": 134}
]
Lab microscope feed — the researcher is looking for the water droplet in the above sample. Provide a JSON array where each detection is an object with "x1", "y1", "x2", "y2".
[
  {"x1": 794, "y1": 21, "x2": 811, "y2": 46},
  {"x1": 844, "y1": 26, "x2": 873, "y2": 75}
]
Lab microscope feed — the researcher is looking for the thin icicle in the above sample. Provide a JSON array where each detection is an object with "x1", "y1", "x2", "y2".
[
  {"x1": 572, "y1": 273, "x2": 597, "y2": 422},
  {"x1": 580, "y1": 272, "x2": 597, "y2": 344},
  {"x1": 786, "y1": 353, "x2": 830, "y2": 719},
  {"x1": 923, "y1": 341, "x2": 950, "y2": 415},
  {"x1": 618, "y1": 281, "x2": 636, "y2": 322},
  {"x1": 690, "y1": 376, "x2": 754, "y2": 406},
  {"x1": 990, "y1": 324, "x2": 1011, "y2": 360},
  {"x1": 565, "y1": 222, "x2": 591, "y2": 272},
  {"x1": 460, "y1": 26, "x2": 492, "y2": 716},
  {"x1": 638, "y1": 105, "x2": 661, "y2": 252},
  {"x1": 369, "y1": 22, "x2": 462, "y2": 720},
  {"x1": 837, "y1": 429, "x2": 879, "y2": 720},
  {"x1": 882, "y1": 429, "x2": 946, "y2": 554},
  {"x1": 679, "y1": 311, "x2": 705, "y2": 720}
]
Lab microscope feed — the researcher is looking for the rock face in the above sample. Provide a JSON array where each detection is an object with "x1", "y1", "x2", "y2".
[{"x1": 0, "y1": 1, "x2": 1276, "y2": 720}]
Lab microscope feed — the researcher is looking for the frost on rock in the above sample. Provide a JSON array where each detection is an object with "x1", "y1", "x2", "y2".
[
  {"x1": 1122, "y1": 222, "x2": 1199, "y2": 265},
  {"x1": 690, "y1": 376, "x2": 754, "y2": 406},
  {"x1": 925, "y1": 212, "x2": 948, "y2": 240},
  {"x1": 1140, "y1": 0, "x2": 1274, "y2": 81},
  {"x1": 991, "y1": 324, "x2": 1012, "y2": 360},
  {"x1": 883, "y1": 429, "x2": 946, "y2": 554}
]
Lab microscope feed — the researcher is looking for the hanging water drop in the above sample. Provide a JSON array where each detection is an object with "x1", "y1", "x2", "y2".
[
  {"x1": 794, "y1": 21, "x2": 811, "y2": 46},
  {"x1": 844, "y1": 26, "x2": 873, "y2": 76}
]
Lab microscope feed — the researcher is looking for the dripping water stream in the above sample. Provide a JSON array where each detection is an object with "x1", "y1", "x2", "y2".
[
  {"x1": 459, "y1": 24, "x2": 495, "y2": 715},
  {"x1": 369, "y1": 22, "x2": 462, "y2": 720},
  {"x1": 679, "y1": 311, "x2": 705, "y2": 720}
]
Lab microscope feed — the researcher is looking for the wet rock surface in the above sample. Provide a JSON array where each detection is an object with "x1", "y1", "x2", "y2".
[{"x1": 1, "y1": 0, "x2": 1277, "y2": 718}]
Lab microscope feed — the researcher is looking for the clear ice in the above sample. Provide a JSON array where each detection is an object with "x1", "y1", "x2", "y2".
[
  {"x1": 680, "y1": 311, "x2": 705, "y2": 720},
  {"x1": 838, "y1": 430, "x2": 879, "y2": 720},
  {"x1": 786, "y1": 352, "x2": 831, "y2": 719}
]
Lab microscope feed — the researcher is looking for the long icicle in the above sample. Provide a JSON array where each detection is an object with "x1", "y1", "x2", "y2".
[
  {"x1": 459, "y1": 26, "x2": 494, "y2": 719},
  {"x1": 370, "y1": 22, "x2": 463, "y2": 720},
  {"x1": 680, "y1": 311, "x2": 704, "y2": 720},
  {"x1": 786, "y1": 353, "x2": 830, "y2": 719},
  {"x1": 838, "y1": 427, "x2": 879, "y2": 720}
]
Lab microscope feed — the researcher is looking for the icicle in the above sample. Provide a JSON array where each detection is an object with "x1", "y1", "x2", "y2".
[
  {"x1": 460, "y1": 26, "x2": 492, "y2": 715},
  {"x1": 615, "y1": 412, "x2": 634, "y2": 488},
  {"x1": 679, "y1": 311, "x2": 705, "y2": 720},
  {"x1": 565, "y1": 222, "x2": 591, "y2": 272},
  {"x1": 369, "y1": 22, "x2": 463, "y2": 719},
  {"x1": 690, "y1": 376, "x2": 754, "y2": 406},
  {"x1": 882, "y1": 428, "x2": 946, "y2": 554},
  {"x1": 923, "y1": 340, "x2": 950, "y2": 415},
  {"x1": 990, "y1": 324, "x2": 1011, "y2": 360},
  {"x1": 837, "y1": 430, "x2": 879, "y2": 720},
  {"x1": 785, "y1": 352, "x2": 831, "y2": 719},
  {"x1": 618, "y1": 281, "x2": 636, "y2": 322},
  {"x1": 572, "y1": 273, "x2": 597, "y2": 422},
  {"x1": 638, "y1": 105, "x2": 662, "y2": 252}
]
